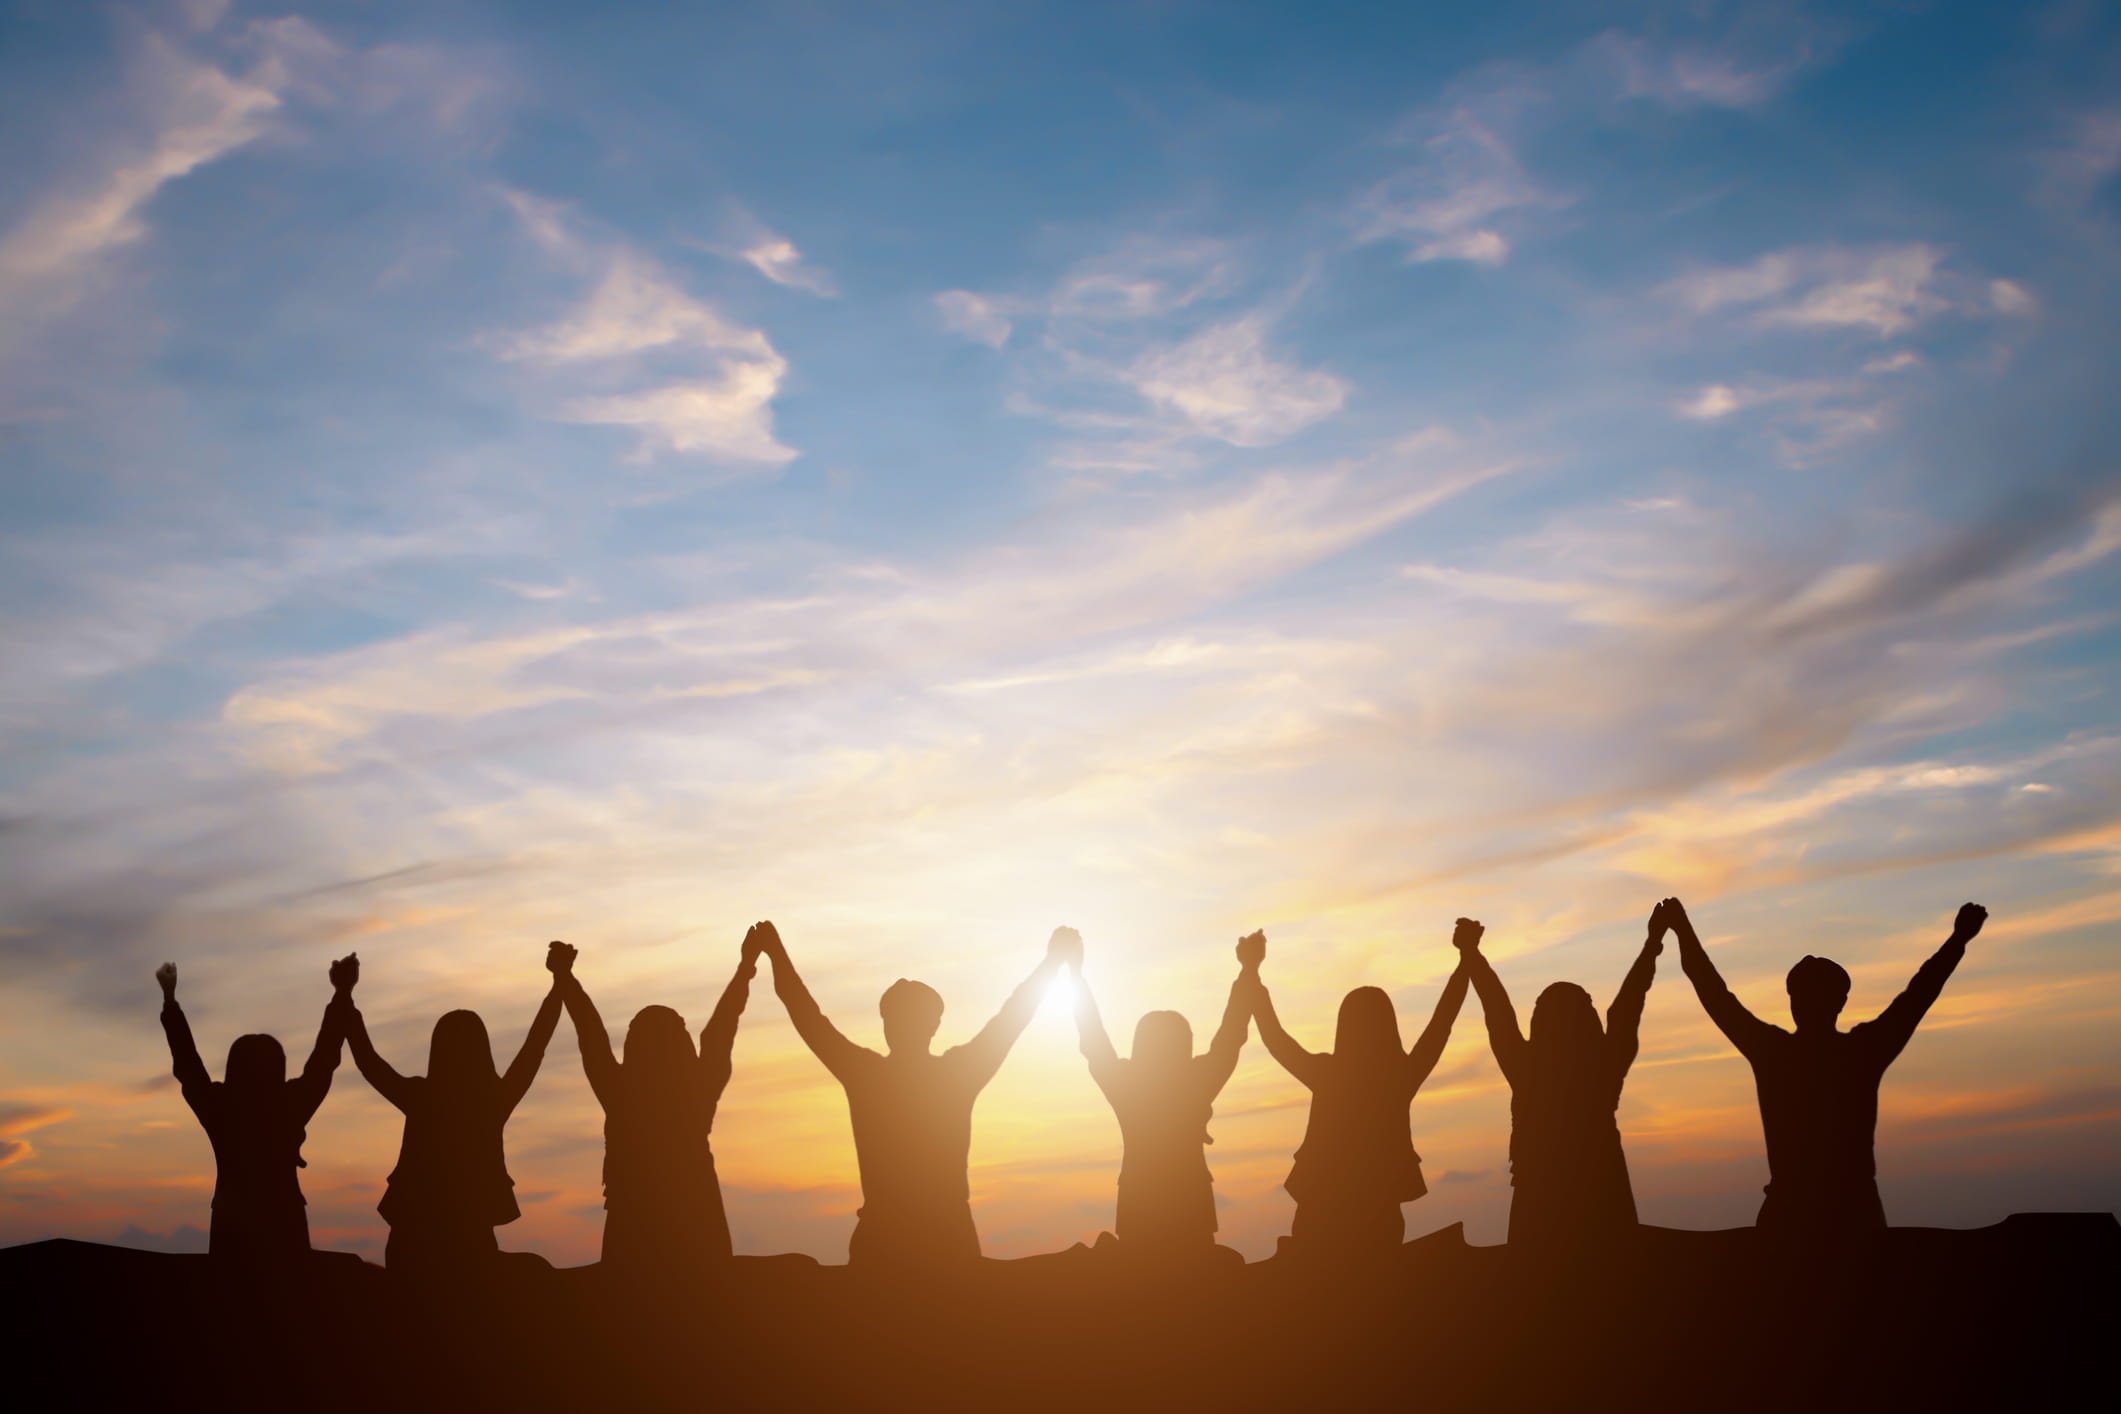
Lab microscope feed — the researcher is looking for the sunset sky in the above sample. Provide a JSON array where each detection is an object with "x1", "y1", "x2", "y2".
[{"x1": 2, "y1": 0, "x2": 2118, "y2": 1264}]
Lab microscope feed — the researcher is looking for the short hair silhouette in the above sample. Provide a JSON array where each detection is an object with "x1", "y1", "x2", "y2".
[
  {"x1": 223, "y1": 1034, "x2": 288, "y2": 1093},
  {"x1": 763, "y1": 921, "x2": 1077, "y2": 1267},
  {"x1": 1672, "y1": 898, "x2": 1987, "y2": 1236},
  {"x1": 1130, "y1": 1010, "x2": 1194, "y2": 1067}
]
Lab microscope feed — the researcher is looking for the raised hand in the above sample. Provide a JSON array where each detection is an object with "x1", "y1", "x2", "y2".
[
  {"x1": 753, "y1": 920, "x2": 786, "y2": 961},
  {"x1": 1452, "y1": 918, "x2": 1485, "y2": 952},
  {"x1": 1952, "y1": 902, "x2": 1988, "y2": 942},
  {"x1": 741, "y1": 924, "x2": 765, "y2": 965},
  {"x1": 1047, "y1": 926, "x2": 1084, "y2": 971},
  {"x1": 546, "y1": 940, "x2": 578, "y2": 976},
  {"x1": 1662, "y1": 897, "x2": 1695, "y2": 940},
  {"x1": 155, "y1": 962, "x2": 178, "y2": 1000},
  {"x1": 1236, "y1": 930, "x2": 1266, "y2": 970},
  {"x1": 329, "y1": 953, "x2": 360, "y2": 994},
  {"x1": 1645, "y1": 901, "x2": 1670, "y2": 954}
]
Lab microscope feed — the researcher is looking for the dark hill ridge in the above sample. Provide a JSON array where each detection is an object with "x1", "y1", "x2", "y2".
[{"x1": 6, "y1": 1215, "x2": 2115, "y2": 1412}]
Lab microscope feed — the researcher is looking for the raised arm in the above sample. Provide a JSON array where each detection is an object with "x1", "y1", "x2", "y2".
[
  {"x1": 289, "y1": 954, "x2": 359, "y2": 1122},
  {"x1": 499, "y1": 943, "x2": 569, "y2": 1114},
  {"x1": 341, "y1": 1000, "x2": 415, "y2": 1113},
  {"x1": 758, "y1": 921, "x2": 866, "y2": 1080},
  {"x1": 1246, "y1": 962, "x2": 1326, "y2": 1091},
  {"x1": 1452, "y1": 920, "x2": 1526, "y2": 1086},
  {"x1": 699, "y1": 927, "x2": 764, "y2": 1083},
  {"x1": 1199, "y1": 931, "x2": 1264, "y2": 1092},
  {"x1": 556, "y1": 954, "x2": 619, "y2": 1109},
  {"x1": 1072, "y1": 963, "x2": 1122, "y2": 1094},
  {"x1": 958, "y1": 927, "x2": 1076, "y2": 1087},
  {"x1": 1668, "y1": 898, "x2": 1778, "y2": 1059},
  {"x1": 1604, "y1": 908, "x2": 1664, "y2": 1077},
  {"x1": 155, "y1": 964, "x2": 211, "y2": 1101},
  {"x1": 1406, "y1": 954, "x2": 1471, "y2": 1093},
  {"x1": 1860, "y1": 903, "x2": 1985, "y2": 1066}
]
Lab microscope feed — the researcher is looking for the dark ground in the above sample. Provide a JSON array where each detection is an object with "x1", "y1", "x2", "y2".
[{"x1": 5, "y1": 1215, "x2": 2115, "y2": 1412}]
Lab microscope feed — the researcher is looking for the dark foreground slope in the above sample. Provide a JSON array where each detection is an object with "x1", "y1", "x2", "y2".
[{"x1": 6, "y1": 1216, "x2": 2115, "y2": 1413}]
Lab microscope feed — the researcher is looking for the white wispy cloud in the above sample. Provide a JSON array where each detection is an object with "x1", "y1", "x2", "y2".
[
  {"x1": 1359, "y1": 105, "x2": 1548, "y2": 266},
  {"x1": 1659, "y1": 244, "x2": 2004, "y2": 337},
  {"x1": 935, "y1": 289, "x2": 1012, "y2": 347},
  {"x1": 497, "y1": 192, "x2": 794, "y2": 465},
  {"x1": 737, "y1": 234, "x2": 836, "y2": 296},
  {"x1": 1591, "y1": 30, "x2": 1812, "y2": 109},
  {"x1": 1124, "y1": 318, "x2": 1347, "y2": 446}
]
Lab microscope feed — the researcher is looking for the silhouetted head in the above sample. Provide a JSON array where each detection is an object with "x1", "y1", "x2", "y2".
[
  {"x1": 622, "y1": 1005, "x2": 696, "y2": 1076},
  {"x1": 1786, "y1": 955, "x2": 1851, "y2": 1032},
  {"x1": 223, "y1": 1034, "x2": 286, "y2": 1094},
  {"x1": 427, "y1": 1009, "x2": 499, "y2": 1093},
  {"x1": 1131, "y1": 1011, "x2": 1195, "y2": 1070},
  {"x1": 880, "y1": 979, "x2": 944, "y2": 1056},
  {"x1": 1334, "y1": 986, "x2": 1403, "y2": 1061},
  {"x1": 1528, "y1": 982, "x2": 1604, "y2": 1063}
]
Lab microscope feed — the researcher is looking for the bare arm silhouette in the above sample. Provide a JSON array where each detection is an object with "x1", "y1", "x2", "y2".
[
  {"x1": 1199, "y1": 931, "x2": 1264, "y2": 1093},
  {"x1": 1860, "y1": 903, "x2": 1986, "y2": 1066},
  {"x1": 289, "y1": 954, "x2": 359, "y2": 1122},
  {"x1": 341, "y1": 1002, "x2": 415, "y2": 1113},
  {"x1": 1071, "y1": 961, "x2": 1122, "y2": 1094},
  {"x1": 154, "y1": 964, "x2": 211, "y2": 1100},
  {"x1": 1246, "y1": 959, "x2": 1326, "y2": 1090},
  {"x1": 556, "y1": 954, "x2": 619, "y2": 1110},
  {"x1": 1668, "y1": 897, "x2": 1778, "y2": 1059},
  {"x1": 759, "y1": 922, "x2": 867, "y2": 1080},
  {"x1": 1453, "y1": 919, "x2": 1526, "y2": 1087},
  {"x1": 1406, "y1": 954, "x2": 1471, "y2": 1093},
  {"x1": 1605, "y1": 908, "x2": 1665, "y2": 1078},
  {"x1": 498, "y1": 943, "x2": 570, "y2": 1114},
  {"x1": 699, "y1": 927, "x2": 764, "y2": 1084},
  {"x1": 958, "y1": 927, "x2": 1076, "y2": 1087}
]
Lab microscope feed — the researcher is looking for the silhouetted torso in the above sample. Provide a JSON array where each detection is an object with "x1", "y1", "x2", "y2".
[
  {"x1": 1744, "y1": 1027, "x2": 1895, "y2": 1228},
  {"x1": 841, "y1": 1050, "x2": 985, "y2": 1262},
  {"x1": 1287, "y1": 1059, "x2": 1427, "y2": 1209},
  {"x1": 380, "y1": 1078, "x2": 520, "y2": 1233},
  {"x1": 1506, "y1": 1051, "x2": 1634, "y2": 1243},
  {"x1": 1093, "y1": 1058, "x2": 1222, "y2": 1246},
  {"x1": 597, "y1": 1059, "x2": 730, "y2": 1265}
]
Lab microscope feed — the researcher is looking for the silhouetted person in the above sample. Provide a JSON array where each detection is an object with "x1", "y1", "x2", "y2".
[
  {"x1": 1069, "y1": 930, "x2": 1259, "y2": 1259},
  {"x1": 761, "y1": 920, "x2": 1077, "y2": 1268},
  {"x1": 1245, "y1": 931, "x2": 1470, "y2": 1258},
  {"x1": 340, "y1": 942, "x2": 568, "y2": 1274},
  {"x1": 556, "y1": 928, "x2": 761, "y2": 1275},
  {"x1": 154, "y1": 954, "x2": 357, "y2": 1262},
  {"x1": 1671, "y1": 897, "x2": 1988, "y2": 1236},
  {"x1": 1454, "y1": 912, "x2": 1660, "y2": 1251}
]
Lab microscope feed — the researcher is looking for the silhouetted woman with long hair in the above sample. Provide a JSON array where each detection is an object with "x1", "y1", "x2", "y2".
[
  {"x1": 1454, "y1": 912, "x2": 1660, "y2": 1252},
  {"x1": 340, "y1": 943, "x2": 566, "y2": 1274},
  {"x1": 1246, "y1": 933, "x2": 1469, "y2": 1258},
  {"x1": 154, "y1": 954, "x2": 357, "y2": 1262},
  {"x1": 555, "y1": 928, "x2": 761, "y2": 1275},
  {"x1": 1069, "y1": 931, "x2": 1259, "y2": 1260}
]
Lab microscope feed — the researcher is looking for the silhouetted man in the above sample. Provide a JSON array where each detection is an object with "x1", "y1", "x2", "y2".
[
  {"x1": 1668, "y1": 897, "x2": 1988, "y2": 1236},
  {"x1": 758, "y1": 920, "x2": 1078, "y2": 1267}
]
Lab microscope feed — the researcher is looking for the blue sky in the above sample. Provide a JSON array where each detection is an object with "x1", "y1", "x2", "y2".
[{"x1": 2, "y1": 0, "x2": 2118, "y2": 1262}]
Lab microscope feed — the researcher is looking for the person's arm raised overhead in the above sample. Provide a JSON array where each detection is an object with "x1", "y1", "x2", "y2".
[
  {"x1": 960, "y1": 927, "x2": 1076, "y2": 1087},
  {"x1": 699, "y1": 926, "x2": 764, "y2": 1087},
  {"x1": 1669, "y1": 898, "x2": 1777, "y2": 1059},
  {"x1": 1862, "y1": 903, "x2": 1986, "y2": 1066},
  {"x1": 1200, "y1": 931, "x2": 1264, "y2": 1093},
  {"x1": 1072, "y1": 950, "x2": 1122, "y2": 1095},
  {"x1": 556, "y1": 946, "x2": 618, "y2": 1110},
  {"x1": 1407, "y1": 943, "x2": 1472, "y2": 1094},
  {"x1": 1247, "y1": 946, "x2": 1326, "y2": 1090},
  {"x1": 499, "y1": 942, "x2": 570, "y2": 1115},
  {"x1": 155, "y1": 963, "x2": 211, "y2": 1102},
  {"x1": 340, "y1": 984, "x2": 415, "y2": 1114},
  {"x1": 1605, "y1": 905, "x2": 1665, "y2": 1078},
  {"x1": 290, "y1": 954, "x2": 359, "y2": 1123},
  {"x1": 1453, "y1": 919, "x2": 1526, "y2": 1087},
  {"x1": 760, "y1": 922, "x2": 865, "y2": 1080}
]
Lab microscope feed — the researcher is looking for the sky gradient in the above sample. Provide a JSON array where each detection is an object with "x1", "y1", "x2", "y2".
[{"x1": 2, "y1": 0, "x2": 2118, "y2": 1264}]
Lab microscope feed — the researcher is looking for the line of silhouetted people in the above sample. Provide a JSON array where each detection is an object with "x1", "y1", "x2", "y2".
[{"x1": 154, "y1": 898, "x2": 1990, "y2": 1277}]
